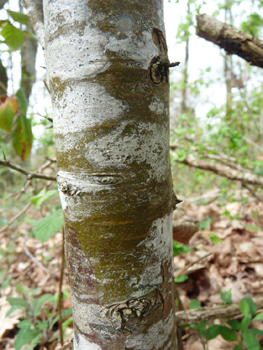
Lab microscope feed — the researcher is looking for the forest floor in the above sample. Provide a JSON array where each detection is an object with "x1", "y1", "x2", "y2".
[{"x1": 0, "y1": 188, "x2": 263, "y2": 350}]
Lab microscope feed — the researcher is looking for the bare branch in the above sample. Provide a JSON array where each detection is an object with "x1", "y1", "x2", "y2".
[
  {"x1": 175, "y1": 297, "x2": 263, "y2": 326},
  {"x1": 0, "y1": 159, "x2": 57, "y2": 181},
  {"x1": 37, "y1": 112, "x2": 53, "y2": 123},
  {"x1": 242, "y1": 182, "x2": 263, "y2": 202},
  {"x1": 196, "y1": 13, "x2": 263, "y2": 68},
  {"x1": 21, "y1": 0, "x2": 45, "y2": 48},
  {"x1": 0, "y1": 202, "x2": 32, "y2": 233}
]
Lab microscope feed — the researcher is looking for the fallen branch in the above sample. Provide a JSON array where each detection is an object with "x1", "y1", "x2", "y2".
[
  {"x1": 196, "y1": 13, "x2": 263, "y2": 68},
  {"x1": 170, "y1": 143, "x2": 253, "y2": 171},
  {"x1": 177, "y1": 155, "x2": 263, "y2": 187},
  {"x1": 175, "y1": 297, "x2": 263, "y2": 326}
]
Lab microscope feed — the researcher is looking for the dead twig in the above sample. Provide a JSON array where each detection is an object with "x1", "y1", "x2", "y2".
[
  {"x1": 0, "y1": 159, "x2": 57, "y2": 181},
  {"x1": 0, "y1": 202, "x2": 32, "y2": 233},
  {"x1": 174, "y1": 253, "x2": 212, "y2": 278},
  {"x1": 22, "y1": 240, "x2": 51, "y2": 275}
]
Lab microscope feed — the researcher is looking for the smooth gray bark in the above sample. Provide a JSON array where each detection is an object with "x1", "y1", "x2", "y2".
[{"x1": 24, "y1": 1, "x2": 178, "y2": 348}]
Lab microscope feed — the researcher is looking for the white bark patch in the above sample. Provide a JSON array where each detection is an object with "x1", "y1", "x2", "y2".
[
  {"x1": 85, "y1": 121, "x2": 169, "y2": 181},
  {"x1": 58, "y1": 190, "x2": 67, "y2": 210},
  {"x1": 125, "y1": 310, "x2": 175, "y2": 350},
  {"x1": 149, "y1": 96, "x2": 168, "y2": 116},
  {"x1": 45, "y1": 27, "x2": 109, "y2": 81},
  {"x1": 72, "y1": 295, "x2": 113, "y2": 335},
  {"x1": 129, "y1": 212, "x2": 173, "y2": 298},
  {"x1": 74, "y1": 333, "x2": 102, "y2": 350},
  {"x1": 52, "y1": 82, "x2": 128, "y2": 136},
  {"x1": 57, "y1": 171, "x2": 123, "y2": 222},
  {"x1": 105, "y1": 31, "x2": 158, "y2": 69},
  {"x1": 44, "y1": 0, "x2": 110, "y2": 81},
  {"x1": 141, "y1": 212, "x2": 173, "y2": 260}
]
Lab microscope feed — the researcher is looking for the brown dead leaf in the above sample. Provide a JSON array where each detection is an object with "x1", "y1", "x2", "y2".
[
  {"x1": 249, "y1": 263, "x2": 263, "y2": 277},
  {"x1": 0, "y1": 297, "x2": 21, "y2": 339},
  {"x1": 207, "y1": 336, "x2": 236, "y2": 349}
]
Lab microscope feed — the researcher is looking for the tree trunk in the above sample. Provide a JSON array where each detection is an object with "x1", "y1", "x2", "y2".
[
  {"x1": 181, "y1": 0, "x2": 190, "y2": 114},
  {"x1": 20, "y1": 27, "x2": 37, "y2": 102},
  {"x1": 25, "y1": 0, "x2": 177, "y2": 348}
]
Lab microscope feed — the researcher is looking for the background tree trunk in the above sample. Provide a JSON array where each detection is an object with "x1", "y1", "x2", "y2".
[{"x1": 42, "y1": 0, "x2": 177, "y2": 348}]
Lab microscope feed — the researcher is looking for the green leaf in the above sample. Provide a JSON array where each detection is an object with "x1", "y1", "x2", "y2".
[
  {"x1": 254, "y1": 165, "x2": 263, "y2": 176},
  {"x1": 17, "y1": 320, "x2": 32, "y2": 328},
  {"x1": 250, "y1": 327, "x2": 263, "y2": 336},
  {"x1": 197, "y1": 321, "x2": 210, "y2": 339},
  {"x1": 210, "y1": 233, "x2": 222, "y2": 245},
  {"x1": 62, "y1": 317, "x2": 73, "y2": 330},
  {"x1": 23, "y1": 30, "x2": 37, "y2": 40},
  {"x1": 252, "y1": 312, "x2": 263, "y2": 321},
  {"x1": 16, "y1": 89, "x2": 27, "y2": 115},
  {"x1": 207, "y1": 325, "x2": 237, "y2": 341},
  {"x1": 173, "y1": 241, "x2": 192, "y2": 256},
  {"x1": 245, "y1": 224, "x2": 261, "y2": 232},
  {"x1": 240, "y1": 315, "x2": 251, "y2": 333},
  {"x1": 218, "y1": 287, "x2": 232, "y2": 304},
  {"x1": 176, "y1": 149, "x2": 188, "y2": 162},
  {"x1": 240, "y1": 299, "x2": 250, "y2": 317},
  {"x1": 234, "y1": 345, "x2": 242, "y2": 350},
  {"x1": 218, "y1": 326, "x2": 238, "y2": 342},
  {"x1": 52, "y1": 308, "x2": 72, "y2": 326},
  {"x1": 189, "y1": 299, "x2": 201, "y2": 309},
  {"x1": 1, "y1": 24, "x2": 24, "y2": 50},
  {"x1": 16, "y1": 283, "x2": 27, "y2": 295},
  {"x1": 243, "y1": 329, "x2": 260, "y2": 350},
  {"x1": 31, "y1": 190, "x2": 58, "y2": 209},
  {"x1": 198, "y1": 217, "x2": 213, "y2": 230},
  {"x1": 6, "y1": 10, "x2": 31, "y2": 26},
  {"x1": 12, "y1": 112, "x2": 33, "y2": 160},
  {"x1": 34, "y1": 215, "x2": 64, "y2": 243},
  {"x1": 243, "y1": 297, "x2": 257, "y2": 317},
  {"x1": 7, "y1": 297, "x2": 28, "y2": 307},
  {"x1": 31, "y1": 287, "x2": 41, "y2": 297},
  {"x1": 6, "y1": 305, "x2": 26, "y2": 317},
  {"x1": 32, "y1": 293, "x2": 54, "y2": 316},
  {"x1": 36, "y1": 321, "x2": 48, "y2": 330},
  {"x1": 174, "y1": 275, "x2": 189, "y2": 283},
  {"x1": 228, "y1": 319, "x2": 241, "y2": 331},
  {"x1": 207, "y1": 324, "x2": 222, "y2": 340},
  {"x1": 14, "y1": 328, "x2": 38, "y2": 350},
  {"x1": 0, "y1": 95, "x2": 18, "y2": 132}
]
